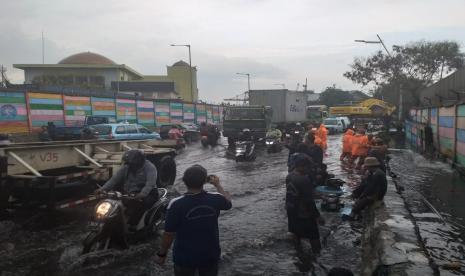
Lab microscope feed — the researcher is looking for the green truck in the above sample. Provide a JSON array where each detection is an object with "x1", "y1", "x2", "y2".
[{"x1": 222, "y1": 105, "x2": 272, "y2": 145}]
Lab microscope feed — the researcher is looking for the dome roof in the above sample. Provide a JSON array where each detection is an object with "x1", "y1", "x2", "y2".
[
  {"x1": 58, "y1": 52, "x2": 116, "y2": 65},
  {"x1": 172, "y1": 60, "x2": 190, "y2": 67}
]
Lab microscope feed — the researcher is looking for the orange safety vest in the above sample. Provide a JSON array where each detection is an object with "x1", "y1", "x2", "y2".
[
  {"x1": 317, "y1": 125, "x2": 328, "y2": 150},
  {"x1": 342, "y1": 129, "x2": 354, "y2": 153},
  {"x1": 351, "y1": 134, "x2": 369, "y2": 156}
]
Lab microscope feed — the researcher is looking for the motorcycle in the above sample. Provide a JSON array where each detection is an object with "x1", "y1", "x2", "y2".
[
  {"x1": 265, "y1": 137, "x2": 282, "y2": 153},
  {"x1": 201, "y1": 132, "x2": 219, "y2": 148},
  {"x1": 82, "y1": 188, "x2": 168, "y2": 254},
  {"x1": 234, "y1": 140, "x2": 256, "y2": 162}
]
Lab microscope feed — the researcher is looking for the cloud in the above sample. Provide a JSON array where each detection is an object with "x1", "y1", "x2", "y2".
[{"x1": 1, "y1": 0, "x2": 465, "y2": 101}]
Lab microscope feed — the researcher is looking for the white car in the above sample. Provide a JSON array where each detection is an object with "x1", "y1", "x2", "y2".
[{"x1": 323, "y1": 117, "x2": 350, "y2": 134}]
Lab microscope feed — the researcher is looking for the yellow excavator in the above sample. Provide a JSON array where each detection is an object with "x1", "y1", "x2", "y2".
[{"x1": 329, "y1": 98, "x2": 396, "y2": 117}]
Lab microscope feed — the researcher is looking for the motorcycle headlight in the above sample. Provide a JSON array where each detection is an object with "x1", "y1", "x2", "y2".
[{"x1": 96, "y1": 201, "x2": 112, "y2": 219}]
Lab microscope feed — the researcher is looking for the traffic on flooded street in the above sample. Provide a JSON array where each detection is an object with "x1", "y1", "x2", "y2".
[
  {"x1": 2, "y1": 2, "x2": 465, "y2": 275},
  {"x1": 1, "y1": 134, "x2": 365, "y2": 276}
]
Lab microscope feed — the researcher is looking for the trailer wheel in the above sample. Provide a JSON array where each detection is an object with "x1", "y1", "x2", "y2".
[{"x1": 157, "y1": 156, "x2": 176, "y2": 188}]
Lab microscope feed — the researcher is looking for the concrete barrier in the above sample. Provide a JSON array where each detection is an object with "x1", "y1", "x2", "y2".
[{"x1": 361, "y1": 178, "x2": 436, "y2": 276}]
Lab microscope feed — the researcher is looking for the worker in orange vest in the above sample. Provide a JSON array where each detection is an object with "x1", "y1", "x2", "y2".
[
  {"x1": 340, "y1": 129, "x2": 354, "y2": 161},
  {"x1": 310, "y1": 128, "x2": 324, "y2": 150},
  {"x1": 350, "y1": 129, "x2": 369, "y2": 169},
  {"x1": 317, "y1": 123, "x2": 328, "y2": 150}
]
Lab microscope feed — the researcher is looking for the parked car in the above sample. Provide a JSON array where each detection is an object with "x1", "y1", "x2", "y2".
[
  {"x1": 91, "y1": 123, "x2": 161, "y2": 140},
  {"x1": 159, "y1": 123, "x2": 200, "y2": 143}
]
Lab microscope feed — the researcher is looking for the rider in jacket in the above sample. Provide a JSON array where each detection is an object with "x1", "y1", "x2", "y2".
[{"x1": 97, "y1": 150, "x2": 159, "y2": 229}]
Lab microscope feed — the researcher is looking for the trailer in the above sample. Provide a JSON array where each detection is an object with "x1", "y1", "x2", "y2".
[
  {"x1": 0, "y1": 139, "x2": 176, "y2": 212},
  {"x1": 248, "y1": 89, "x2": 307, "y2": 125}
]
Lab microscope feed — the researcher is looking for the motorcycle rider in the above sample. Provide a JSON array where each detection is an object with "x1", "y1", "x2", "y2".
[
  {"x1": 238, "y1": 128, "x2": 253, "y2": 142},
  {"x1": 168, "y1": 125, "x2": 183, "y2": 140},
  {"x1": 96, "y1": 150, "x2": 159, "y2": 231},
  {"x1": 266, "y1": 127, "x2": 282, "y2": 139}
]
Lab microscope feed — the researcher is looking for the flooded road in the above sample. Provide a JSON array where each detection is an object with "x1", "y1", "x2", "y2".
[
  {"x1": 1, "y1": 135, "x2": 366, "y2": 275},
  {"x1": 389, "y1": 151, "x2": 465, "y2": 275}
]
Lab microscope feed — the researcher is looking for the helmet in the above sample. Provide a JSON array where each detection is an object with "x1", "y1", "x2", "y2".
[
  {"x1": 243, "y1": 128, "x2": 250, "y2": 133},
  {"x1": 122, "y1": 150, "x2": 146, "y2": 169},
  {"x1": 296, "y1": 122, "x2": 301, "y2": 126}
]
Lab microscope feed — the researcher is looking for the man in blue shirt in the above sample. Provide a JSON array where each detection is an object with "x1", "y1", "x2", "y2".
[{"x1": 156, "y1": 165, "x2": 232, "y2": 276}]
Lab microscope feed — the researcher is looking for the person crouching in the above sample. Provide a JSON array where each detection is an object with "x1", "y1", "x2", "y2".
[{"x1": 346, "y1": 157, "x2": 387, "y2": 220}]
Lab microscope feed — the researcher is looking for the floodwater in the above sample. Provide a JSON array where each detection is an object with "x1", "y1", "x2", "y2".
[
  {"x1": 1, "y1": 135, "x2": 364, "y2": 276},
  {"x1": 389, "y1": 151, "x2": 465, "y2": 275}
]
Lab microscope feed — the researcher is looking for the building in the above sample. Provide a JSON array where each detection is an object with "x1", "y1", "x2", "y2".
[{"x1": 13, "y1": 52, "x2": 199, "y2": 101}]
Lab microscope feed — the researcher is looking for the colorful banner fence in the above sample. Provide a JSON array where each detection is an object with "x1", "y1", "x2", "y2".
[
  {"x1": 28, "y1": 92, "x2": 64, "y2": 130},
  {"x1": 116, "y1": 99, "x2": 137, "y2": 123},
  {"x1": 91, "y1": 97, "x2": 116, "y2": 117},
  {"x1": 406, "y1": 105, "x2": 465, "y2": 167},
  {"x1": 0, "y1": 92, "x2": 29, "y2": 133},
  {"x1": 196, "y1": 104, "x2": 206, "y2": 123},
  {"x1": 154, "y1": 101, "x2": 170, "y2": 126},
  {"x1": 206, "y1": 105, "x2": 213, "y2": 124},
  {"x1": 183, "y1": 103, "x2": 195, "y2": 123},
  {"x1": 64, "y1": 96, "x2": 91, "y2": 126},
  {"x1": 137, "y1": 100, "x2": 155, "y2": 127},
  {"x1": 169, "y1": 102, "x2": 183, "y2": 124},
  {"x1": 0, "y1": 91, "x2": 224, "y2": 134}
]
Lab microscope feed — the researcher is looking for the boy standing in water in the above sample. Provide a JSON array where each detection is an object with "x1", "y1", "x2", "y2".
[{"x1": 286, "y1": 155, "x2": 325, "y2": 254}]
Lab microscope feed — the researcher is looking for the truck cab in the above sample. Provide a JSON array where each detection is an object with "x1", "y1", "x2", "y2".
[{"x1": 222, "y1": 106, "x2": 272, "y2": 144}]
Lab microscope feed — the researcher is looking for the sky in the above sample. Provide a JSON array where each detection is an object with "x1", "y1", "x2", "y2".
[{"x1": 1, "y1": 0, "x2": 465, "y2": 103}]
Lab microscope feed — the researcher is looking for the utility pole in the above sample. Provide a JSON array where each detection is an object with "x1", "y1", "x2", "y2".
[
  {"x1": 236, "y1": 72, "x2": 251, "y2": 105},
  {"x1": 42, "y1": 31, "x2": 45, "y2": 64},
  {"x1": 355, "y1": 34, "x2": 403, "y2": 120},
  {"x1": 171, "y1": 44, "x2": 194, "y2": 102}
]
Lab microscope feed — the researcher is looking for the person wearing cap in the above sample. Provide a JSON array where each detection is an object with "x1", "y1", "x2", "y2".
[
  {"x1": 367, "y1": 137, "x2": 388, "y2": 172},
  {"x1": 97, "y1": 149, "x2": 159, "y2": 227},
  {"x1": 156, "y1": 165, "x2": 232, "y2": 275},
  {"x1": 286, "y1": 154, "x2": 325, "y2": 254},
  {"x1": 347, "y1": 157, "x2": 387, "y2": 219},
  {"x1": 340, "y1": 129, "x2": 354, "y2": 161}
]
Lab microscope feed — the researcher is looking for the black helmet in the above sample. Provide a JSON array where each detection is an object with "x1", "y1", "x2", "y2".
[{"x1": 122, "y1": 150, "x2": 146, "y2": 169}]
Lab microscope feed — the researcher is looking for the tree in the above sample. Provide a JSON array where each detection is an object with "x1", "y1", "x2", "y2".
[
  {"x1": 344, "y1": 41, "x2": 464, "y2": 116},
  {"x1": 318, "y1": 85, "x2": 369, "y2": 107}
]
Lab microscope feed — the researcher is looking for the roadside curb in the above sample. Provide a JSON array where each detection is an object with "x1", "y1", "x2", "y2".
[{"x1": 361, "y1": 177, "x2": 436, "y2": 276}]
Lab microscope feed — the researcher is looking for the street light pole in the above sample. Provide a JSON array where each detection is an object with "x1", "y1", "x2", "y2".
[
  {"x1": 171, "y1": 44, "x2": 194, "y2": 102},
  {"x1": 355, "y1": 34, "x2": 403, "y2": 120},
  {"x1": 236, "y1": 72, "x2": 251, "y2": 92}
]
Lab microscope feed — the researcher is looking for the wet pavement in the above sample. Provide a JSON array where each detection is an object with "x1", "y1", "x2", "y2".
[
  {"x1": 3, "y1": 134, "x2": 452, "y2": 276},
  {"x1": 0, "y1": 134, "x2": 362, "y2": 275},
  {"x1": 389, "y1": 151, "x2": 465, "y2": 275}
]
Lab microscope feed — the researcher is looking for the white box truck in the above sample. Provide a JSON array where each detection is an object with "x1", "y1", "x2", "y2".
[{"x1": 248, "y1": 89, "x2": 307, "y2": 126}]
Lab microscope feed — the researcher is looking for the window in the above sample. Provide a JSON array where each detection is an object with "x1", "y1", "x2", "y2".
[
  {"x1": 126, "y1": 125, "x2": 137, "y2": 134},
  {"x1": 138, "y1": 126, "x2": 151, "y2": 134},
  {"x1": 75, "y1": 76, "x2": 88, "y2": 85},
  {"x1": 89, "y1": 76, "x2": 105, "y2": 87},
  {"x1": 91, "y1": 125, "x2": 111, "y2": 135},
  {"x1": 116, "y1": 126, "x2": 126, "y2": 134},
  {"x1": 58, "y1": 75, "x2": 73, "y2": 85}
]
